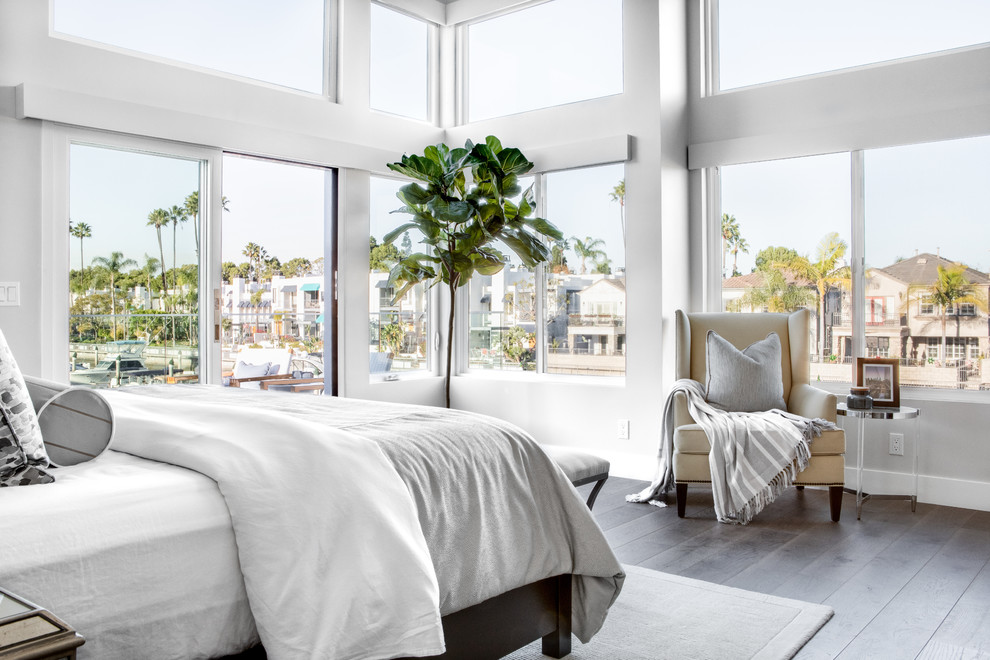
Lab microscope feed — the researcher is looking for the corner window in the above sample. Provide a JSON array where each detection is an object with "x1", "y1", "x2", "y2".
[
  {"x1": 466, "y1": 0, "x2": 623, "y2": 122},
  {"x1": 370, "y1": 176, "x2": 430, "y2": 377},
  {"x1": 53, "y1": 0, "x2": 328, "y2": 94},
  {"x1": 370, "y1": 3, "x2": 430, "y2": 120},
  {"x1": 715, "y1": 0, "x2": 990, "y2": 91},
  {"x1": 469, "y1": 164, "x2": 626, "y2": 377}
]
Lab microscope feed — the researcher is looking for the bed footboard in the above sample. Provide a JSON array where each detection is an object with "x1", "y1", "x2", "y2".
[{"x1": 406, "y1": 574, "x2": 572, "y2": 660}]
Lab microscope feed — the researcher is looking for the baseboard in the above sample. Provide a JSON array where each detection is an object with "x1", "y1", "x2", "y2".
[
  {"x1": 609, "y1": 454, "x2": 990, "y2": 513},
  {"x1": 844, "y1": 467, "x2": 990, "y2": 513}
]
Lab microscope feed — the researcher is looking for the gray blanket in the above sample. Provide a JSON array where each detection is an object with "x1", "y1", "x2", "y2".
[{"x1": 120, "y1": 385, "x2": 624, "y2": 643}]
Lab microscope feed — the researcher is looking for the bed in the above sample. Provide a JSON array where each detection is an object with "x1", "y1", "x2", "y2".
[{"x1": 0, "y1": 383, "x2": 624, "y2": 660}]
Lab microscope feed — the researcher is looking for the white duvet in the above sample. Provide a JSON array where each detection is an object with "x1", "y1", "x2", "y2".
[{"x1": 102, "y1": 390, "x2": 445, "y2": 660}]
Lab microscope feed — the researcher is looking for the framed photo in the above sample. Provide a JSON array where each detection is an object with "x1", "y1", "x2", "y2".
[{"x1": 855, "y1": 357, "x2": 900, "y2": 408}]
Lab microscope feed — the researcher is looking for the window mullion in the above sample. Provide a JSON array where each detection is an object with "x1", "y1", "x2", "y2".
[{"x1": 851, "y1": 150, "x2": 866, "y2": 362}]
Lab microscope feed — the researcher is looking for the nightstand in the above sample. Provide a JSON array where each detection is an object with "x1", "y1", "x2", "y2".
[{"x1": 0, "y1": 588, "x2": 84, "y2": 660}]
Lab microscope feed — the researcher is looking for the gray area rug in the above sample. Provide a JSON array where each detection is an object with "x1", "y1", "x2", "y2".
[{"x1": 505, "y1": 565, "x2": 833, "y2": 660}]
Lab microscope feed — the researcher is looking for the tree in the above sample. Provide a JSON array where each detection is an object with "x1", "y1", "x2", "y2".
[
  {"x1": 69, "y1": 220, "x2": 92, "y2": 288},
  {"x1": 141, "y1": 254, "x2": 161, "y2": 309},
  {"x1": 609, "y1": 179, "x2": 625, "y2": 241},
  {"x1": 728, "y1": 235, "x2": 749, "y2": 277},
  {"x1": 791, "y1": 232, "x2": 850, "y2": 359},
  {"x1": 925, "y1": 263, "x2": 989, "y2": 362},
  {"x1": 242, "y1": 242, "x2": 264, "y2": 282},
  {"x1": 380, "y1": 321, "x2": 405, "y2": 356},
  {"x1": 283, "y1": 257, "x2": 313, "y2": 278},
  {"x1": 570, "y1": 236, "x2": 607, "y2": 275},
  {"x1": 754, "y1": 246, "x2": 800, "y2": 272},
  {"x1": 721, "y1": 214, "x2": 741, "y2": 278},
  {"x1": 400, "y1": 231, "x2": 413, "y2": 256},
  {"x1": 549, "y1": 239, "x2": 570, "y2": 274},
  {"x1": 167, "y1": 205, "x2": 187, "y2": 292},
  {"x1": 592, "y1": 256, "x2": 612, "y2": 275},
  {"x1": 370, "y1": 237, "x2": 401, "y2": 272},
  {"x1": 737, "y1": 268, "x2": 815, "y2": 313},
  {"x1": 384, "y1": 136, "x2": 563, "y2": 407},
  {"x1": 184, "y1": 191, "x2": 201, "y2": 260},
  {"x1": 147, "y1": 209, "x2": 170, "y2": 294},
  {"x1": 91, "y1": 251, "x2": 137, "y2": 340},
  {"x1": 221, "y1": 261, "x2": 240, "y2": 284}
]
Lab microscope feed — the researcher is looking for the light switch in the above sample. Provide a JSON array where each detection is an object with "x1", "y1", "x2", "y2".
[{"x1": 0, "y1": 282, "x2": 20, "y2": 306}]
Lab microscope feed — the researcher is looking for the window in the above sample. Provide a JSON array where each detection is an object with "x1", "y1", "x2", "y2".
[
  {"x1": 865, "y1": 136, "x2": 990, "y2": 389},
  {"x1": 545, "y1": 164, "x2": 626, "y2": 376},
  {"x1": 370, "y1": 3, "x2": 430, "y2": 120},
  {"x1": 467, "y1": 0, "x2": 623, "y2": 122},
  {"x1": 469, "y1": 178, "x2": 537, "y2": 372},
  {"x1": 370, "y1": 176, "x2": 429, "y2": 376},
  {"x1": 716, "y1": 0, "x2": 990, "y2": 91},
  {"x1": 220, "y1": 155, "x2": 330, "y2": 387},
  {"x1": 719, "y1": 154, "x2": 851, "y2": 379},
  {"x1": 468, "y1": 164, "x2": 626, "y2": 377},
  {"x1": 53, "y1": 0, "x2": 327, "y2": 94},
  {"x1": 717, "y1": 136, "x2": 990, "y2": 392},
  {"x1": 67, "y1": 143, "x2": 204, "y2": 388}
]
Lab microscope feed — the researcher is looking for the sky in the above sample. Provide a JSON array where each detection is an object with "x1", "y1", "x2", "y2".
[{"x1": 63, "y1": 0, "x2": 988, "y2": 281}]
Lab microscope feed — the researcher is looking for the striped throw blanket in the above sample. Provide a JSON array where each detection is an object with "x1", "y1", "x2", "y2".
[{"x1": 627, "y1": 379, "x2": 837, "y2": 524}]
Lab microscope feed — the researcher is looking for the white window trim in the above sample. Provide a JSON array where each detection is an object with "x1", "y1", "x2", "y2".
[{"x1": 44, "y1": 123, "x2": 222, "y2": 383}]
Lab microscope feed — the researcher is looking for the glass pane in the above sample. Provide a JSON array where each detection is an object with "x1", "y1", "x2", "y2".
[
  {"x1": 468, "y1": 0, "x2": 623, "y2": 121},
  {"x1": 468, "y1": 177, "x2": 537, "y2": 372},
  {"x1": 370, "y1": 176, "x2": 429, "y2": 375},
  {"x1": 68, "y1": 144, "x2": 202, "y2": 387},
  {"x1": 719, "y1": 154, "x2": 851, "y2": 384},
  {"x1": 53, "y1": 0, "x2": 326, "y2": 94},
  {"x1": 221, "y1": 155, "x2": 328, "y2": 390},
  {"x1": 545, "y1": 163, "x2": 625, "y2": 377},
  {"x1": 865, "y1": 136, "x2": 990, "y2": 390},
  {"x1": 718, "y1": 0, "x2": 990, "y2": 91},
  {"x1": 370, "y1": 3, "x2": 429, "y2": 120}
]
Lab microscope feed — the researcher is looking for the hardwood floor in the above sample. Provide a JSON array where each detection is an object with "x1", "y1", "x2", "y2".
[{"x1": 579, "y1": 477, "x2": 990, "y2": 660}]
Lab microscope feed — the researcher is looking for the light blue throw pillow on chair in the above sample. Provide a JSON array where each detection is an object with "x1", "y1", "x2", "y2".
[{"x1": 704, "y1": 330, "x2": 787, "y2": 412}]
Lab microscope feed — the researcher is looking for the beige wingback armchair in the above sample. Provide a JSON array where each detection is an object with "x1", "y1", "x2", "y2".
[{"x1": 672, "y1": 309, "x2": 846, "y2": 521}]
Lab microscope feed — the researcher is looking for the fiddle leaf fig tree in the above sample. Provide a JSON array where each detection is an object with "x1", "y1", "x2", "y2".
[{"x1": 385, "y1": 136, "x2": 563, "y2": 407}]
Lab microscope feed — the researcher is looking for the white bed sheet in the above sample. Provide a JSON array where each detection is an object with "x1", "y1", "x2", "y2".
[{"x1": 0, "y1": 450, "x2": 257, "y2": 660}]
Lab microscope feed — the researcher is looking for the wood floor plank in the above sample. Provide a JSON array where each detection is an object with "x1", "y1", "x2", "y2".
[
  {"x1": 836, "y1": 526, "x2": 990, "y2": 659},
  {"x1": 593, "y1": 477, "x2": 990, "y2": 660}
]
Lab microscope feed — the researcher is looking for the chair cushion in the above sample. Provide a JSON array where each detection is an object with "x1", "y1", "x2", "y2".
[
  {"x1": 541, "y1": 445, "x2": 610, "y2": 483},
  {"x1": 705, "y1": 330, "x2": 786, "y2": 412},
  {"x1": 674, "y1": 424, "x2": 845, "y2": 455}
]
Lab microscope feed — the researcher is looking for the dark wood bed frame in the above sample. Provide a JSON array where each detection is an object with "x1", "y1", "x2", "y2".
[
  {"x1": 406, "y1": 573, "x2": 572, "y2": 660},
  {"x1": 226, "y1": 574, "x2": 573, "y2": 660}
]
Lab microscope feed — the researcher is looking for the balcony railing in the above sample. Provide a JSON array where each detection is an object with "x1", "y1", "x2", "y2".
[
  {"x1": 829, "y1": 313, "x2": 905, "y2": 327},
  {"x1": 568, "y1": 313, "x2": 625, "y2": 328}
]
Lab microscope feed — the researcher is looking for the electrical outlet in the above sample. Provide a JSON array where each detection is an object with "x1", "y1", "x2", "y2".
[
  {"x1": 889, "y1": 432, "x2": 904, "y2": 456},
  {"x1": 617, "y1": 419, "x2": 630, "y2": 440}
]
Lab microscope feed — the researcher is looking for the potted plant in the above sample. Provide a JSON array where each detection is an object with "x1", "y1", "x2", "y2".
[{"x1": 384, "y1": 136, "x2": 563, "y2": 407}]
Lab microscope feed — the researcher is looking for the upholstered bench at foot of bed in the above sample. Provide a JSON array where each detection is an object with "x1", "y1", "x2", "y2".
[{"x1": 541, "y1": 445, "x2": 610, "y2": 510}]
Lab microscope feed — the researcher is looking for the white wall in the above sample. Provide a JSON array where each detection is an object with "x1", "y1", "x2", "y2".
[{"x1": 1, "y1": 0, "x2": 987, "y2": 510}]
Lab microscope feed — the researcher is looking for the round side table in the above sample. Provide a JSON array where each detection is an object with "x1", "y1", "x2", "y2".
[{"x1": 836, "y1": 403, "x2": 921, "y2": 521}]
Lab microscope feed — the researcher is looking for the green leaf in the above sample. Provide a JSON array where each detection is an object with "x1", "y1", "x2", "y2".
[
  {"x1": 496, "y1": 147, "x2": 533, "y2": 176},
  {"x1": 397, "y1": 183, "x2": 433, "y2": 206},
  {"x1": 484, "y1": 135, "x2": 503, "y2": 154},
  {"x1": 522, "y1": 216, "x2": 564, "y2": 241},
  {"x1": 383, "y1": 222, "x2": 421, "y2": 245},
  {"x1": 428, "y1": 197, "x2": 474, "y2": 225}
]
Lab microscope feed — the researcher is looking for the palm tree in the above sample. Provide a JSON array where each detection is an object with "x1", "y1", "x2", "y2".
[
  {"x1": 571, "y1": 236, "x2": 607, "y2": 275},
  {"x1": 242, "y1": 242, "x2": 263, "y2": 282},
  {"x1": 738, "y1": 269, "x2": 815, "y2": 313},
  {"x1": 147, "y1": 209, "x2": 170, "y2": 295},
  {"x1": 184, "y1": 191, "x2": 200, "y2": 261},
  {"x1": 609, "y1": 179, "x2": 625, "y2": 242},
  {"x1": 69, "y1": 220, "x2": 92, "y2": 288},
  {"x1": 91, "y1": 251, "x2": 137, "y2": 340},
  {"x1": 141, "y1": 254, "x2": 161, "y2": 310},
  {"x1": 792, "y1": 232, "x2": 850, "y2": 360},
  {"x1": 927, "y1": 264, "x2": 989, "y2": 362},
  {"x1": 729, "y1": 235, "x2": 750, "y2": 277},
  {"x1": 167, "y1": 205, "x2": 187, "y2": 292},
  {"x1": 721, "y1": 214, "x2": 741, "y2": 278}
]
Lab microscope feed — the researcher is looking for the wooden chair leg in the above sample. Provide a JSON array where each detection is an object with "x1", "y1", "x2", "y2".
[
  {"x1": 829, "y1": 486, "x2": 843, "y2": 522},
  {"x1": 585, "y1": 477, "x2": 608, "y2": 510},
  {"x1": 676, "y1": 483, "x2": 687, "y2": 518},
  {"x1": 795, "y1": 485, "x2": 805, "y2": 490}
]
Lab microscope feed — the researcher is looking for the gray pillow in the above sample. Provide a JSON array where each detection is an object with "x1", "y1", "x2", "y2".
[
  {"x1": 705, "y1": 330, "x2": 786, "y2": 413},
  {"x1": 0, "y1": 329, "x2": 54, "y2": 486},
  {"x1": 37, "y1": 387, "x2": 114, "y2": 466}
]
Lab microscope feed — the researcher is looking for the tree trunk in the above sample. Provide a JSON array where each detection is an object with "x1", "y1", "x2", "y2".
[{"x1": 445, "y1": 278, "x2": 456, "y2": 408}]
